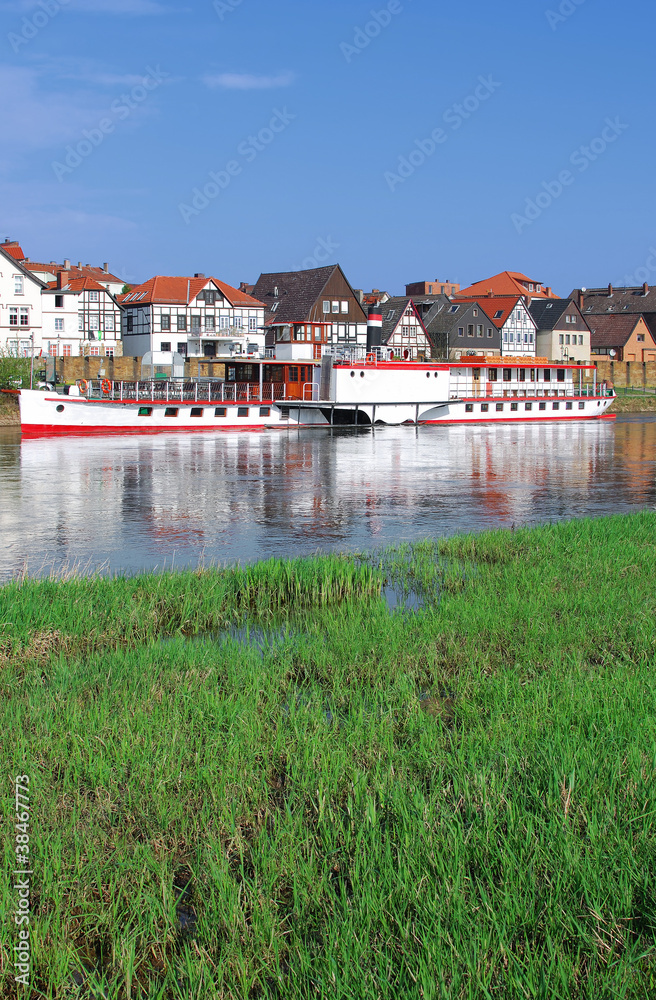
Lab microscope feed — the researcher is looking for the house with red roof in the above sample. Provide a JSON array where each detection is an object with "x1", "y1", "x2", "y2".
[
  {"x1": 455, "y1": 295, "x2": 538, "y2": 357},
  {"x1": 41, "y1": 270, "x2": 123, "y2": 357},
  {"x1": 119, "y1": 274, "x2": 266, "y2": 360},
  {"x1": 456, "y1": 271, "x2": 558, "y2": 301},
  {"x1": 0, "y1": 242, "x2": 45, "y2": 358}
]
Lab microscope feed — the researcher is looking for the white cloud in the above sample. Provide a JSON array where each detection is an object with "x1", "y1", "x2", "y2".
[
  {"x1": 0, "y1": 66, "x2": 108, "y2": 154},
  {"x1": 203, "y1": 71, "x2": 295, "y2": 91}
]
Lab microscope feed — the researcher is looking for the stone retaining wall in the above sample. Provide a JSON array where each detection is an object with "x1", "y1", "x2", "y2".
[
  {"x1": 591, "y1": 359, "x2": 656, "y2": 387},
  {"x1": 51, "y1": 357, "x2": 227, "y2": 382}
]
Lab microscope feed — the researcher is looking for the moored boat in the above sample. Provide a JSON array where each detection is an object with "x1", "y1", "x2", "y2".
[{"x1": 9, "y1": 351, "x2": 615, "y2": 437}]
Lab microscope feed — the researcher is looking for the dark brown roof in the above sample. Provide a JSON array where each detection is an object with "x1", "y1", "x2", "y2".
[
  {"x1": 251, "y1": 265, "x2": 366, "y2": 326},
  {"x1": 587, "y1": 314, "x2": 646, "y2": 348},
  {"x1": 574, "y1": 286, "x2": 656, "y2": 316}
]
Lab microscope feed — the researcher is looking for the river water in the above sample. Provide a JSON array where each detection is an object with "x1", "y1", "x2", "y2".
[{"x1": 1, "y1": 416, "x2": 655, "y2": 582}]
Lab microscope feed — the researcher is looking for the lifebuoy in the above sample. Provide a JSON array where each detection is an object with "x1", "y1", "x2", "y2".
[
  {"x1": 77, "y1": 379, "x2": 88, "y2": 394},
  {"x1": 101, "y1": 378, "x2": 112, "y2": 395},
  {"x1": 365, "y1": 353, "x2": 375, "y2": 363}
]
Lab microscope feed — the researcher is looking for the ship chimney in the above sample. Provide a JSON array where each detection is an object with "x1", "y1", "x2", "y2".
[{"x1": 366, "y1": 303, "x2": 383, "y2": 353}]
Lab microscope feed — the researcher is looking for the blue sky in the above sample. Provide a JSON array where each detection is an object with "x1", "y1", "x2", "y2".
[{"x1": 2, "y1": 0, "x2": 655, "y2": 295}]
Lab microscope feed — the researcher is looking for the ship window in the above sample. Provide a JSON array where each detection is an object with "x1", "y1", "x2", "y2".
[
  {"x1": 503, "y1": 369, "x2": 512, "y2": 381},
  {"x1": 539, "y1": 402, "x2": 546, "y2": 410},
  {"x1": 481, "y1": 403, "x2": 489, "y2": 412},
  {"x1": 496, "y1": 403, "x2": 504, "y2": 411},
  {"x1": 566, "y1": 401, "x2": 573, "y2": 410},
  {"x1": 488, "y1": 368, "x2": 497, "y2": 381},
  {"x1": 544, "y1": 369, "x2": 551, "y2": 381},
  {"x1": 238, "y1": 407, "x2": 249, "y2": 417},
  {"x1": 164, "y1": 408, "x2": 179, "y2": 417},
  {"x1": 557, "y1": 368, "x2": 566, "y2": 381},
  {"x1": 279, "y1": 406, "x2": 290, "y2": 419},
  {"x1": 350, "y1": 371, "x2": 355, "y2": 378},
  {"x1": 288, "y1": 366, "x2": 299, "y2": 382},
  {"x1": 215, "y1": 407, "x2": 226, "y2": 417},
  {"x1": 56, "y1": 404, "x2": 65, "y2": 413},
  {"x1": 525, "y1": 402, "x2": 532, "y2": 411},
  {"x1": 465, "y1": 403, "x2": 473, "y2": 412},
  {"x1": 519, "y1": 369, "x2": 526, "y2": 381},
  {"x1": 138, "y1": 407, "x2": 152, "y2": 416},
  {"x1": 553, "y1": 402, "x2": 560, "y2": 410},
  {"x1": 260, "y1": 407, "x2": 271, "y2": 417},
  {"x1": 511, "y1": 402, "x2": 518, "y2": 411},
  {"x1": 190, "y1": 407, "x2": 204, "y2": 417},
  {"x1": 578, "y1": 401, "x2": 585, "y2": 409}
]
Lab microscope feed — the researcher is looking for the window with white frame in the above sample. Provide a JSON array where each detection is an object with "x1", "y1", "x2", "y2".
[
  {"x1": 78, "y1": 315, "x2": 84, "y2": 331},
  {"x1": 249, "y1": 317, "x2": 257, "y2": 331},
  {"x1": 332, "y1": 301, "x2": 339, "y2": 313},
  {"x1": 9, "y1": 308, "x2": 18, "y2": 326},
  {"x1": 323, "y1": 300, "x2": 330, "y2": 314},
  {"x1": 14, "y1": 275, "x2": 24, "y2": 294},
  {"x1": 219, "y1": 316, "x2": 229, "y2": 329},
  {"x1": 105, "y1": 346, "x2": 114, "y2": 357},
  {"x1": 55, "y1": 318, "x2": 64, "y2": 331},
  {"x1": 48, "y1": 343, "x2": 58, "y2": 356},
  {"x1": 20, "y1": 308, "x2": 29, "y2": 326},
  {"x1": 62, "y1": 344, "x2": 72, "y2": 357},
  {"x1": 89, "y1": 315, "x2": 100, "y2": 331},
  {"x1": 89, "y1": 345, "x2": 100, "y2": 356},
  {"x1": 105, "y1": 315, "x2": 115, "y2": 332},
  {"x1": 341, "y1": 301, "x2": 348, "y2": 314},
  {"x1": 19, "y1": 340, "x2": 30, "y2": 356},
  {"x1": 89, "y1": 290, "x2": 99, "y2": 302}
]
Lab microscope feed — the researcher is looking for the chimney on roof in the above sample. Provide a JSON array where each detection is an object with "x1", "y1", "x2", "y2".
[
  {"x1": 608, "y1": 283, "x2": 613, "y2": 296},
  {"x1": 50, "y1": 261, "x2": 56, "y2": 265},
  {"x1": 64, "y1": 259, "x2": 70, "y2": 269},
  {"x1": 57, "y1": 270, "x2": 68, "y2": 290},
  {"x1": 103, "y1": 262, "x2": 109, "y2": 273},
  {"x1": 487, "y1": 290, "x2": 493, "y2": 297},
  {"x1": 194, "y1": 273, "x2": 205, "y2": 279},
  {"x1": 3, "y1": 238, "x2": 9, "y2": 244},
  {"x1": 643, "y1": 282, "x2": 649, "y2": 296},
  {"x1": 77, "y1": 262, "x2": 82, "y2": 268},
  {"x1": 578, "y1": 290, "x2": 584, "y2": 310}
]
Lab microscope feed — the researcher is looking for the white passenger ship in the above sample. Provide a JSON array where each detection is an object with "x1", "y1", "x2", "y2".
[{"x1": 11, "y1": 352, "x2": 615, "y2": 437}]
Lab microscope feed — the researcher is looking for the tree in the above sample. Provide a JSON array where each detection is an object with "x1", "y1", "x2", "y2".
[{"x1": 0, "y1": 349, "x2": 31, "y2": 389}]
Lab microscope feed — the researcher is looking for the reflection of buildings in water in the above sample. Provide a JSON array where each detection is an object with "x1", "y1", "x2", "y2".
[{"x1": 3, "y1": 418, "x2": 655, "y2": 581}]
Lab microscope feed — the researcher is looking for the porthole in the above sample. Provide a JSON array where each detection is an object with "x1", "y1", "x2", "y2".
[
  {"x1": 56, "y1": 404, "x2": 65, "y2": 413},
  {"x1": 350, "y1": 371, "x2": 355, "y2": 378},
  {"x1": 360, "y1": 372, "x2": 365, "y2": 378},
  {"x1": 426, "y1": 372, "x2": 430, "y2": 378}
]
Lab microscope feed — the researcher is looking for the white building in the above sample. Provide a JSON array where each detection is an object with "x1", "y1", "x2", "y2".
[
  {"x1": 381, "y1": 297, "x2": 432, "y2": 360},
  {"x1": 0, "y1": 243, "x2": 44, "y2": 357},
  {"x1": 458, "y1": 296, "x2": 537, "y2": 358},
  {"x1": 120, "y1": 275, "x2": 266, "y2": 359},
  {"x1": 41, "y1": 273, "x2": 123, "y2": 357}
]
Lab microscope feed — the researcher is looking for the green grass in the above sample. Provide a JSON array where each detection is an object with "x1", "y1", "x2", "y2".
[{"x1": 1, "y1": 515, "x2": 656, "y2": 998}]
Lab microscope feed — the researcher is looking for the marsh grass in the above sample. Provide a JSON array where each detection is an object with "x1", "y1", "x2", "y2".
[{"x1": 2, "y1": 514, "x2": 656, "y2": 997}]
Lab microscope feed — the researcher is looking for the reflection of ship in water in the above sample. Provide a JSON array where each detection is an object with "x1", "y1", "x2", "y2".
[{"x1": 3, "y1": 418, "x2": 655, "y2": 580}]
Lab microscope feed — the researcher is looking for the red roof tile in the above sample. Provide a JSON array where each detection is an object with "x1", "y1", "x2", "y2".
[
  {"x1": 1, "y1": 241, "x2": 25, "y2": 260},
  {"x1": 457, "y1": 272, "x2": 558, "y2": 299},
  {"x1": 120, "y1": 275, "x2": 264, "y2": 308}
]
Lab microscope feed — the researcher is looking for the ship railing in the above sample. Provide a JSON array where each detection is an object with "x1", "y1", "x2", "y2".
[
  {"x1": 449, "y1": 383, "x2": 615, "y2": 400},
  {"x1": 79, "y1": 380, "x2": 292, "y2": 404}
]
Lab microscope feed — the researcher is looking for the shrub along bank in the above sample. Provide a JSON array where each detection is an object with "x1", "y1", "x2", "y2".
[{"x1": 1, "y1": 515, "x2": 656, "y2": 997}]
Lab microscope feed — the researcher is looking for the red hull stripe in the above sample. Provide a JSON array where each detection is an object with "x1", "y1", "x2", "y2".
[{"x1": 21, "y1": 424, "x2": 281, "y2": 438}]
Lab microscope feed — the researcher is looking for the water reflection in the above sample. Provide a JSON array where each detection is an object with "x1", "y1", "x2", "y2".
[{"x1": 0, "y1": 417, "x2": 655, "y2": 581}]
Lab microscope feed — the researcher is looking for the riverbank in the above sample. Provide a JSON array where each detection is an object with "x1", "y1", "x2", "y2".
[
  {"x1": 1, "y1": 515, "x2": 656, "y2": 997},
  {"x1": 610, "y1": 392, "x2": 656, "y2": 413},
  {"x1": 0, "y1": 391, "x2": 18, "y2": 425}
]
